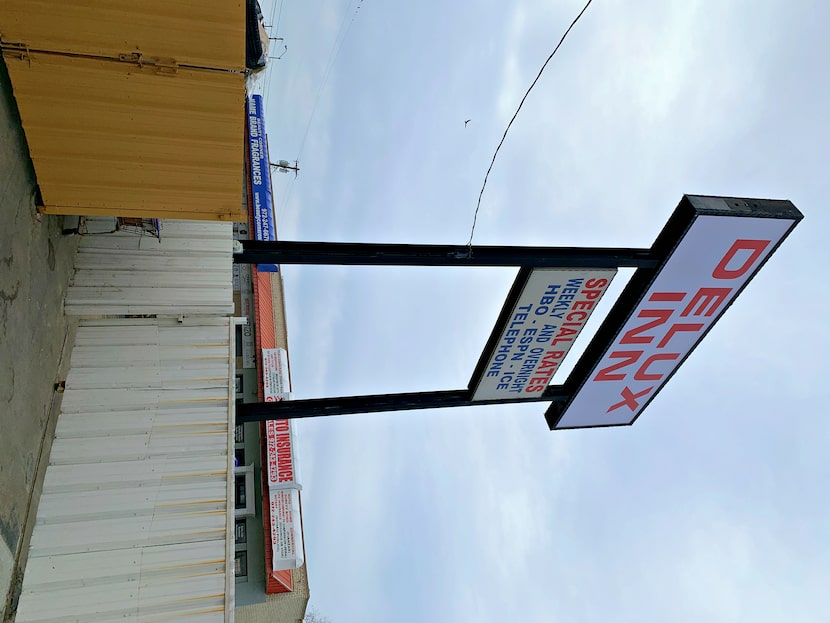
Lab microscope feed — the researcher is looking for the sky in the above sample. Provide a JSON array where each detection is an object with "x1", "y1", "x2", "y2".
[{"x1": 253, "y1": 1, "x2": 829, "y2": 621}]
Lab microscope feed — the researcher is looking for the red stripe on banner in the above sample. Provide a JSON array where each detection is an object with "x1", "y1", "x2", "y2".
[{"x1": 247, "y1": 152, "x2": 294, "y2": 593}]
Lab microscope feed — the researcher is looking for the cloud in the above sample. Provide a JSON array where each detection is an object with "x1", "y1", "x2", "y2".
[
  {"x1": 497, "y1": 4, "x2": 528, "y2": 123},
  {"x1": 282, "y1": 265, "x2": 348, "y2": 396},
  {"x1": 295, "y1": 414, "x2": 401, "y2": 621},
  {"x1": 482, "y1": 0, "x2": 786, "y2": 248},
  {"x1": 260, "y1": 0, "x2": 348, "y2": 238}
]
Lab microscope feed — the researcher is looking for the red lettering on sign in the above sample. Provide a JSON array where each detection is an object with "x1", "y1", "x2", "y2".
[
  {"x1": 681, "y1": 287, "x2": 731, "y2": 317},
  {"x1": 607, "y1": 385, "x2": 654, "y2": 413},
  {"x1": 525, "y1": 350, "x2": 565, "y2": 392},
  {"x1": 525, "y1": 379, "x2": 547, "y2": 392},
  {"x1": 585, "y1": 277, "x2": 609, "y2": 289},
  {"x1": 538, "y1": 350, "x2": 565, "y2": 370},
  {"x1": 620, "y1": 309, "x2": 673, "y2": 345},
  {"x1": 634, "y1": 352, "x2": 680, "y2": 381},
  {"x1": 595, "y1": 351, "x2": 642, "y2": 382},
  {"x1": 649, "y1": 292, "x2": 685, "y2": 302},
  {"x1": 267, "y1": 420, "x2": 295, "y2": 485},
  {"x1": 657, "y1": 323, "x2": 703, "y2": 348},
  {"x1": 551, "y1": 326, "x2": 577, "y2": 345},
  {"x1": 582, "y1": 288, "x2": 603, "y2": 300},
  {"x1": 712, "y1": 239, "x2": 770, "y2": 279}
]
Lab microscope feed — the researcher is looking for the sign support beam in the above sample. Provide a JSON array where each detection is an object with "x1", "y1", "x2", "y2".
[
  {"x1": 237, "y1": 386, "x2": 570, "y2": 423},
  {"x1": 235, "y1": 241, "x2": 658, "y2": 269}
]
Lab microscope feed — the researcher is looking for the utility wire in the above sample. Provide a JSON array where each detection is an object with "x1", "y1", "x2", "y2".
[
  {"x1": 273, "y1": 0, "x2": 286, "y2": 36},
  {"x1": 295, "y1": 0, "x2": 363, "y2": 163},
  {"x1": 276, "y1": 173, "x2": 297, "y2": 223},
  {"x1": 271, "y1": 0, "x2": 363, "y2": 219},
  {"x1": 466, "y1": 0, "x2": 594, "y2": 247},
  {"x1": 262, "y1": 0, "x2": 285, "y2": 108}
]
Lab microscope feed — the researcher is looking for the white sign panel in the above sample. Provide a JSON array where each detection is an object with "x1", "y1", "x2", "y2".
[
  {"x1": 554, "y1": 214, "x2": 797, "y2": 429},
  {"x1": 265, "y1": 418, "x2": 297, "y2": 488},
  {"x1": 473, "y1": 269, "x2": 616, "y2": 401},
  {"x1": 233, "y1": 225, "x2": 256, "y2": 368},
  {"x1": 232, "y1": 263, "x2": 241, "y2": 291},
  {"x1": 239, "y1": 266, "x2": 256, "y2": 368},
  {"x1": 264, "y1": 412, "x2": 303, "y2": 570},
  {"x1": 269, "y1": 488, "x2": 304, "y2": 571},
  {"x1": 262, "y1": 347, "x2": 292, "y2": 401}
]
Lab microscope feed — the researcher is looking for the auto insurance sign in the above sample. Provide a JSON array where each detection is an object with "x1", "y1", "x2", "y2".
[
  {"x1": 265, "y1": 418, "x2": 297, "y2": 489},
  {"x1": 553, "y1": 212, "x2": 798, "y2": 429},
  {"x1": 264, "y1": 415, "x2": 303, "y2": 570},
  {"x1": 472, "y1": 269, "x2": 616, "y2": 401}
]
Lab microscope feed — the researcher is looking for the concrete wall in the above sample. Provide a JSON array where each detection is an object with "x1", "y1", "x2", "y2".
[{"x1": 0, "y1": 55, "x2": 78, "y2": 620}]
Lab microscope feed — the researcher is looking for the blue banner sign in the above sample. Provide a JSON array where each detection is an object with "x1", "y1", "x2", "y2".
[{"x1": 247, "y1": 94, "x2": 278, "y2": 272}]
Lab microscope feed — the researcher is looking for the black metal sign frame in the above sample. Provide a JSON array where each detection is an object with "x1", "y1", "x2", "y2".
[{"x1": 234, "y1": 195, "x2": 802, "y2": 430}]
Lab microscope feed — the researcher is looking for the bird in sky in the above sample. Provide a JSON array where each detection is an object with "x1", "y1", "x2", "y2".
[{"x1": 465, "y1": 119, "x2": 471, "y2": 127}]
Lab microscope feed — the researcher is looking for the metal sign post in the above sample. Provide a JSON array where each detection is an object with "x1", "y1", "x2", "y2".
[{"x1": 234, "y1": 195, "x2": 802, "y2": 430}]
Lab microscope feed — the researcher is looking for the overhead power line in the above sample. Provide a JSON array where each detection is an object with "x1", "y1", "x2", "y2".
[
  {"x1": 294, "y1": 0, "x2": 365, "y2": 163},
  {"x1": 262, "y1": 0, "x2": 287, "y2": 108},
  {"x1": 273, "y1": 0, "x2": 286, "y2": 36},
  {"x1": 276, "y1": 0, "x2": 364, "y2": 217},
  {"x1": 466, "y1": 0, "x2": 595, "y2": 248}
]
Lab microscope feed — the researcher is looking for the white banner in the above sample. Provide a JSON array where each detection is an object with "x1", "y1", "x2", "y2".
[
  {"x1": 473, "y1": 269, "x2": 616, "y2": 401},
  {"x1": 265, "y1": 418, "x2": 303, "y2": 570},
  {"x1": 555, "y1": 214, "x2": 796, "y2": 429},
  {"x1": 262, "y1": 347, "x2": 291, "y2": 401},
  {"x1": 239, "y1": 267, "x2": 255, "y2": 368},
  {"x1": 269, "y1": 488, "x2": 304, "y2": 571},
  {"x1": 265, "y1": 419, "x2": 298, "y2": 488},
  {"x1": 260, "y1": 349, "x2": 303, "y2": 570}
]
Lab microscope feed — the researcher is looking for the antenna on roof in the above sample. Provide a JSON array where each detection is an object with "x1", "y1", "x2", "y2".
[
  {"x1": 270, "y1": 159, "x2": 300, "y2": 178},
  {"x1": 267, "y1": 37, "x2": 288, "y2": 60}
]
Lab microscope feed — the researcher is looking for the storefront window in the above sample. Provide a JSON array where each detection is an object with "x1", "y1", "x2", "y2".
[
  {"x1": 235, "y1": 519, "x2": 248, "y2": 544},
  {"x1": 234, "y1": 551, "x2": 248, "y2": 578},
  {"x1": 235, "y1": 475, "x2": 247, "y2": 510}
]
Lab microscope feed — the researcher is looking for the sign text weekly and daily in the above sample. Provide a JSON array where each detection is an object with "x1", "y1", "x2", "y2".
[{"x1": 472, "y1": 269, "x2": 615, "y2": 401}]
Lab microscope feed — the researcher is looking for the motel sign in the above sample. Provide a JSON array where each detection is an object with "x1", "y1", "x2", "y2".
[{"x1": 234, "y1": 195, "x2": 802, "y2": 430}]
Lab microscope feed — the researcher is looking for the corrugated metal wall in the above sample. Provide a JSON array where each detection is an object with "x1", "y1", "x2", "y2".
[
  {"x1": 66, "y1": 219, "x2": 234, "y2": 316},
  {"x1": 14, "y1": 317, "x2": 236, "y2": 623},
  {"x1": 1, "y1": 50, "x2": 245, "y2": 220},
  {"x1": 0, "y1": 0, "x2": 245, "y2": 71},
  {"x1": 0, "y1": 0, "x2": 246, "y2": 220}
]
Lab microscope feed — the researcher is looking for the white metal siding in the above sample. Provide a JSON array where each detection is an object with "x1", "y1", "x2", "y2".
[
  {"x1": 66, "y1": 220, "x2": 234, "y2": 316},
  {"x1": 15, "y1": 318, "x2": 235, "y2": 623}
]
